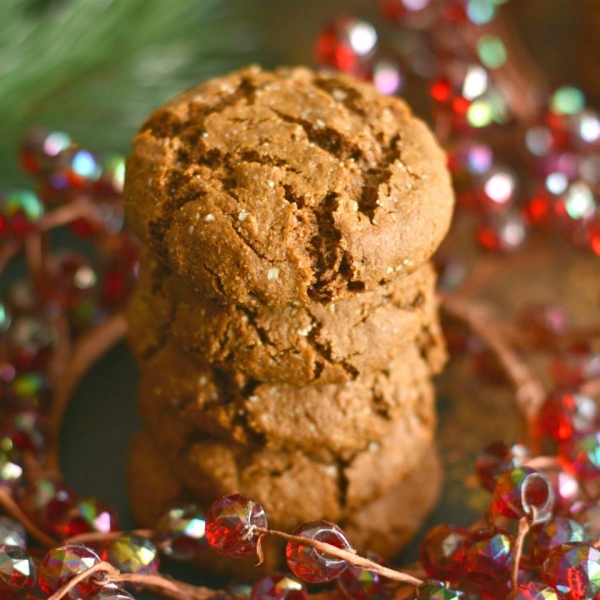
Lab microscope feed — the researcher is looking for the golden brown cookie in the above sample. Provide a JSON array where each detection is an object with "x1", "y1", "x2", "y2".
[
  {"x1": 128, "y1": 246, "x2": 445, "y2": 385},
  {"x1": 124, "y1": 66, "x2": 454, "y2": 309},
  {"x1": 136, "y1": 338, "x2": 438, "y2": 462},
  {"x1": 127, "y1": 429, "x2": 442, "y2": 576}
]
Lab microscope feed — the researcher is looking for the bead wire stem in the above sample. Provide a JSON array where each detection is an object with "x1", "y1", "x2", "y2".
[
  {"x1": 0, "y1": 488, "x2": 56, "y2": 547},
  {"x1": 510, "y1": 516, "x2": 532, "y2": 590},
  {"x1": 249, "y1": 525, "x2": 424, "y2": 588},
  {"x1": 441, "y1": 293, "x2": 547, "y2": 442}
]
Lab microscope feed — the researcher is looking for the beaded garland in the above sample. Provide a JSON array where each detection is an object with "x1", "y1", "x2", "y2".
[{"x1": 0, "y1": 1, "x2": 599, "y2": 599}]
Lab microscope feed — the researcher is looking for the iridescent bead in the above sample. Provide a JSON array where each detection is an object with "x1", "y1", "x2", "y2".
[
  {"x1": 372, "y1": 58, "x2": 404, "y2": 96},
  {"x1": 285, "y1": 520, "x2": 352, "y2": 583},
  {"x1": 570, "y1": 501, "x2": 600, "y2": 539},
  {"x1": 462, "y1": 527, "x2": 513, "y2": 585},
  {"x1": 0, "y1": 544, "x2": 37, "y2": 600},
  {"x1": 41, "y1": 252, "x2": 98, "y2": 310},
  {"x1": 0, "y1": 190, "x2": 44, "y2": 237},
  {"x1": 545, "y1": 468, "x2": 581, "y2": 514},
  {"x1": 250, "y1": 573, "x2": 308, "y2": 600},
  {"x1": 315, "y1": 16, "x2": 376, "y2": 75},
  {"x1": 492, "y1": 467, "x2": 553, "y2": 522},
  {"x1": 95, "y1": 156, "x2": 126, "y2": 196},
  {"x1": 7, "y1": 315, "x2": 56, "y2": 372},
  {"x1": 8, "y1": 372, "x2": 51, "y2": 411},
  {"x1": 477, "y1": 211, "x2": 527, "y2": 253},
  {"x1": 542, "y1": 543, "x2": 600, "y2": 599},
  {"x1": 55, "y1": 497, "x2": 120, "y2": 539},
  {"x1": 418, "y1": 524, "x2": 467, "y2": 581},
  {"x1": 507, "y1": 581, "x2": 562, "y2": 600},
  {"x1": 0, "y1": 451, "x2": 24, "y2": 494},
  {"x1": 337, "y1": 553, "x2": 393, "y2": 600},
  {"x1": 475, "y1": 440, "x2": 530, "y2": 491},
  {"x1": 538, "y1": 389, "x2": 597, "y2": 442},
  {"x1": 18, "y1": 474, "x2": 78, "y2": 533},
  {"x1": 0, "y1": 409, "x2": 46, "y2": 454},
  {"x1": 517, "y1": 304, "x2": 569, "y2": 338},
  {"x1": 38, "y1": 543, "x2": 103, "y2": 596},
  {"x1": 477, "y1": 167, "x2": 518, "y2": 212},
  {"x1": 104, "y1": 533, "x2": 159, "y2": 575},
  {"x1": 415, "y1": 580, "x2": 465, "y2": 599},
  {"x1": 205, "y1": 494, "x2": 267, "y2": 558},
  {"x1": 531, "y1": 517, "x2": 589, "y2": 564},
  {"x1": 560, "y1": 430, "x2": 600, "y2": 480},
  {"x1": 154, "y1": 504, "x2": 208, "y2": 562},
  {"x1": 0, "y1": 518, "x2": 26, "y2": 548},
  {"x1": 549, "y1": 344, "x2": 600, "y2": 387},
  {"x1": 0, "y1": 300, "x2": 12, "y2": 333}
]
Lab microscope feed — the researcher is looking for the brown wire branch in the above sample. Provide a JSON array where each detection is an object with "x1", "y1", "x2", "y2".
[
  {"x1": 0, "y1": 488, "x2": 57, "y2": 547},
  {"x1": 250, "y1": 526, "x2": 423, "y2": 588},
  {"x1": 441, "y1": 294, "x2": 547, "y2": 436},
  {"x1": 45, "y1": 311, "x2": 127, "y2": 472},
  {"x1": 510, "y1": 516, "x2": 531, "y2": 590}
]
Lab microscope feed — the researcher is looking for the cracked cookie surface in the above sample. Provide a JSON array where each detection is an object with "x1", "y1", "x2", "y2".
[
  {"x1": 128, "y1": 430, "x2": 441, "y2": 576},
  {"x1": 127, "y1": 247, "x2": 446, "y2": 385},
  {"x1": 124, "y1": 66, "x2": 454, "y2": 309},
  {"x1": 136, "y1": 334, "x2": 440, "y2": 463}
]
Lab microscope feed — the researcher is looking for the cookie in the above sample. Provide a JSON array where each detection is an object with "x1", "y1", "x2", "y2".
[
  {"x1": 124, "y1": 66, "x2": 454, "y2": 309},
  {"x1": 139, "y1": 380, "x2": 436, "y2": 517},
  {"x1": 137, "y1": 337, "x2": 438, "y2": 461},
  {"x1": 128, "y1": 430, "x2": 442, "y2": 575},
  {"x1": 128, "y1": 246, "x2": 445, "y2": 385}
]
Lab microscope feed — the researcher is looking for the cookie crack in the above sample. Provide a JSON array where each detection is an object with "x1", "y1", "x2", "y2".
[
  {"x1": 358, "y1": 133, "x2": 402, "y2": 223},
  {"x1": 270, "y1": 108, "x2": 364, "y2": 163}
]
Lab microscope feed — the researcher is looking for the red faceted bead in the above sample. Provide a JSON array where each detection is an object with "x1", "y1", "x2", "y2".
[
  {"x1": 41, "y1": 252, "x2": 98, "y2": 310},
  {"x1": 205, "y1": 494, "x2": 267, "y2": 558},
  {"x1": 517, "y1": 304, "x2": 570, "y2": 338},
  {"x1": 285, "y1": 520, "x2": 352, "y2": 583},
  {"x1": 476, "y1": 441, "x2": 530, "y2": 492},
  {"x1": 477, "y1": 211, "x2": 527, "y2": 253},
  {"x1": 430, "y1": 77, "x2": 453, "y2": 104},
  {"x1": 379, "y1": 0, "x2": 406, "y2": 22},
  {"x1": 549, "y1": 345, "x2": 600, "y2": 387},
  {"x1": 462, "y1": 527, "x2": 513, "y2": 585},
  {"x1": 0, "y1": 409, "x2": 46, "y2": 454},
  {"x1": 586, "y1": 212, "x2": 600, "y2": 255},
  {"x1": 415, "y1": 580, "x2": 465, "y2": 599},
  {"x1": 55, "y1": 497, "x2": 120, "y2": 539},
  {"x1": 38, "y1": 543, "x2": 103, "y2": 595},
  {"x1": 419, "y1": 524, "x2": 467, "y2": 581},
  {"x1": 250, "y1": 573, "x2": 308, "y2": 600},
  {"x1": 571, "y1": 501, "x2": 600, "y2": 539},
  {"x1": 83, "y1": 584, "x2": 134, "y2": 599},
  {"x1": 0, "y1": 544, "x2": 37, "y2": 600},
  {"x1": 18, "y1": 475, "x2": 78, "y2": 534},
  {"x1": 542, "y1": 543, "x2": 600, "y2": 599},
  {"x1": 507, "y1": 581, "x2": 562, "y2": 600},
  {"x1": 492, "y1": 467, "x2": 553, "y2": 521},
  {"x1": 7, "y1": 315, "x2": 56, "y2": 372},
  {"x1": 559, "y1": 430, "x2": 600, "y2": 480},
  {"x1": 337, "y1": 552, "x2": 393, "y2": 600},
  {"x1": 538, "y1": 390, "x2": 598, "y2": 441},
  {"x1": 531, "y1": 517, "x2": 589, "y2": 564},
  {"x1": 154, "y1": 504, "x2": 208, "y2": 562},
  {"x1": 315, "y1": 16, "x2": 376, "y2": 76},
  {"x1": 522, "y1": 191, "x2": 554, "y2": 227}
]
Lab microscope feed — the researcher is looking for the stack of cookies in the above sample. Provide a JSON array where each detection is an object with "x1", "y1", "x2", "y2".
[{"x1": 123, "y1": 66, "x2": 454, "y2": 572}]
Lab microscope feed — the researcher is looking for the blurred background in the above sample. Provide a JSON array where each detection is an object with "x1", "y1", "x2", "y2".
[
  {"x1": 1, "y1": 0, "x2": 599, "y2": 594},
  {"x1": 2, "y1": 0, "x2": 599, "y2": 186}
]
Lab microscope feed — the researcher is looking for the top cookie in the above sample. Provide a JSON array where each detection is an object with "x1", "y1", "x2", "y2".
[{"x1": 125, "y1": 66, "x2": 454, "y2": 308}]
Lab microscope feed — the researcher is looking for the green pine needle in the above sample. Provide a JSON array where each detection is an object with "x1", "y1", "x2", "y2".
[{"x1": 0, "y1": 0, "x2": 263, "y2": 185}]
